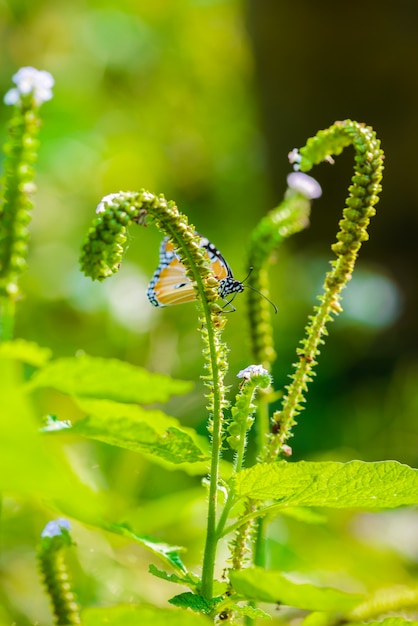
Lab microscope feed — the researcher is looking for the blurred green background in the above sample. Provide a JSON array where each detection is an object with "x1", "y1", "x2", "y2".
[{"x1": 1, "y1": 0, "x2": 418, "y2": 622}]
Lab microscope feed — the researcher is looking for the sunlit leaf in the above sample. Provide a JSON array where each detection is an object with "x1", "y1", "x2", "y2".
[
  {"x1": 43, "y1": 401, "x2": 208, "y2": 464},
  {"x1": 148, "y1": 563, "x2": 199, "y2": 588},
  {"x1": 27, "y1": 354, "x2": 193, "y2": 403},
  {"x1": 232, "y1": 461, "x2": 418, "y2": 509},
  {"x1": 106, "y1": 522, "x2": 188, "y2": 574},
  {"x1": 0, "y1": 388, "x2": 103, "y2": 522},
  {"x1": 83, "y1": 605, "x2": 212, "y2": 626},
  {"x1": 0, "y1": 339, "x2": 52, "y2": 366},
  {"x1": 230, "y1": 568, "x2": 363, "y2": 610}
]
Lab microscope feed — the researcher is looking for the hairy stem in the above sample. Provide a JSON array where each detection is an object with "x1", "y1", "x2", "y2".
[{"x1": 80, "y1": 190, "x2": 229, "y2": 599}]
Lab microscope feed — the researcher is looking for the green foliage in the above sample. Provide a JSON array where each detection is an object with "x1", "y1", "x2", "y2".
[
  {"x1": 0, "y1": 357, "x2": 103, "y2": 521},
  {"x1": 68, "y1": 415, "x2": 207, "y2": 464},
  {"x1": 168, "y1": 592, "x2": 223, "y2": 614},
  {"x1": 106, "y1": 523, "x2": 189, "y2": 574},
  {"x1": 29, "y1": 354, "x2": 193, "y2": 403},
  {"x1": 232, "y1": 460, "x2": 418, "y2": 508},
  {"x1": 82, "y1": 605, "x2": 212, "y2": 626},
  {"x1": 0, "y1": 338, "x2": 52, "y2": 366},
  {"x1": 1, "y1": 29, "x2": 418, "y2": 625},
  {"x1": 229, "y1": 568, "x2": 362, "y2": 611}
]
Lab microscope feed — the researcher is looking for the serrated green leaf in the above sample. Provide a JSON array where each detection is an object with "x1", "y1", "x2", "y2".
[
  {"x1": 232, "y1": 461, "x2": 418, "y2": 509},
  {"x1": 27, "y1": 354, "x2": 193, "y2": 403},
  {"x1": 148, "y1": 563, "x2": 199, "y2": 588},
  {"x1": 169, "y1": 592, "x2": 222, "y2": 614},
  {"x1": 230, "y1": 568, "x2": 363, "y2": 611},
  {"x1": 106, "y1": 522, "x2": 188, "y2": 574},
  {"x1": 0, "y1": 339, "x2": 52, "y2": 366},
  {"x1": 45, "y1": 401, "x2": 208, "y2": 464},
  {"x1": 82, "y1": 605, "x2": 212, "y2": 626}
]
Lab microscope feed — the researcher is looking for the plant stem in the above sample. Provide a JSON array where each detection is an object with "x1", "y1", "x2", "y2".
[
  {"x1": 200, "y1": 317, "x2": 224, "y2": 599},
  {"x1": 0, "y1": 299, "x2": 15, "y2": 342}
]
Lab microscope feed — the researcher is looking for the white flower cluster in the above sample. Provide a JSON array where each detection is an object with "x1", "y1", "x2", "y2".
[
  {"x1": 237, "y1": 364, "x2": 269, "y2": 380},
  {"x1": 4, "y1": 67, "x2": 54, "y2": 107}
]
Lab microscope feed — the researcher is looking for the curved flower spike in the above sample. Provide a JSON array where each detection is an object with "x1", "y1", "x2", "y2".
[
  {"x1": 0, "y1": 68, "x2": 54, "y2": 339},
  {"x1": 264, "y1": 120, "x2": 384, "y2": 461}
]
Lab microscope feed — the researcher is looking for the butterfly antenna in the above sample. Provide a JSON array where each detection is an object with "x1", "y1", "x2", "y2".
[{"x1": 242, "y1": 267, "x2": 278, "y2": 314}]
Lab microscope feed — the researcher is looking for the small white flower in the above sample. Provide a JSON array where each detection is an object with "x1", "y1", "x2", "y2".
[
  {"x1": 287, "y1": 172, "x2": 322, "y2": 200},
  {"x1": 288, "y1": 148, "x2": 302, "y2": 166},
  {"x1": 141, "y1": 191, "x2": 155, "y2": 202},
  {"x1": 41, "y1": 518, "x2": 71, "y2": 538},
  {"x1": 3, "y1": 88, "x2": 20, "y2": 105},
  {"x1": 96, "y1": 192, "x2": 122, "y2": 214},
  {"x1": 4, "y1": 66, "x2": 54, "y2": 106},
  {"x1": 237, "y1": 364, "x2": 269, "y2": 380}
]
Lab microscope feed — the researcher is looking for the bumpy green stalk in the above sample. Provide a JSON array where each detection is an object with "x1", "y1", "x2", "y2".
[
  {"x1": 264, "y1": 120, "x2": 384, "y2": 461},
  {"x1": 37, "y1": 520, "x2": 80, "y2": 625},
  {"x1": 80, "y1": 190, "x2": 228, "y2": 599},
  {"x1": 226, "y1": 367, "x2": 271, "y2": 472},
  {"x1": 216, "y1": 368, "x2": 271, "y2": 542},
  {"x1": 0, "y1": 101, "x2": 41, "y2": 340}
]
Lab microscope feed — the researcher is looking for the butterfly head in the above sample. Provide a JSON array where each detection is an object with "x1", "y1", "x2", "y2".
[{"x1": 218, "y1": 276, "x2": 245, "y2": 300}]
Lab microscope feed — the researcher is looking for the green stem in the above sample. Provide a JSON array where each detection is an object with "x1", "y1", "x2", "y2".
[
  {"x1": 214, "y1": 405, "x2": 254, "y2": 541},
  {"x1": 0, "y1": 299, "x2": 15, "y2": 342},
  {"x1": 200, "y1": 315, "x2": 224, "y2": 599}
]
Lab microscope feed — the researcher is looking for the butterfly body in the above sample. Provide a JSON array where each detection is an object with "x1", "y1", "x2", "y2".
[{"x1": 147, "y1": 236, "x2": 244, "y2": 307}]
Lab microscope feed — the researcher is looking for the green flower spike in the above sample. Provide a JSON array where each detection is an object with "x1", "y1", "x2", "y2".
[
  {"x1": 224, "y1": 365, "x2": 271, "y2": 574},
  {"x1": 227, "y1": 364, "x2": 272, "y2": 467},
  {"x1": 247, "y1": 172, "x2": 321, "y2": 371},
  {"x1": 0, "y1": 67, "x2": 54, "y2": 340},
  {"x1": 37, "y1": 519, "x2": 81, "y2": 625},
  {"x1": 265, "y1": 120, "x2": 384, "y2": 461},
  {"x1": 80, "y1": 190, "x2": 229, "y2": 599}
]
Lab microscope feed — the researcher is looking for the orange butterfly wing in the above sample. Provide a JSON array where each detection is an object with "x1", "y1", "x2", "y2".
[
  {"x1": 147, "y1": 238, "x2": 197, "y2": 306},
  {"x1": 147, "y1": 236, "x2": 242, "y2": 307}
]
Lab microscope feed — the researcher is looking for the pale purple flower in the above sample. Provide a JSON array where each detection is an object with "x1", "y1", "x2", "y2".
[
  {"x1": 237, "y1": 364, "x2": 269, "y2": 380},
  {"x1": 287, "y1": 172, "x2": 322, "y2": 200},
  {"x1": 4, "y1": 67, "x2": 54, "y2": 106},
  {"x1": 41, "y1": 518, "x2": 71, "y2": 538}
]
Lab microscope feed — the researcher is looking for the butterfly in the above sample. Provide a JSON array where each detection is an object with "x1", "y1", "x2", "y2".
[{"x1": 147, "y1": 235, "x2": 245, "y2": 308}]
